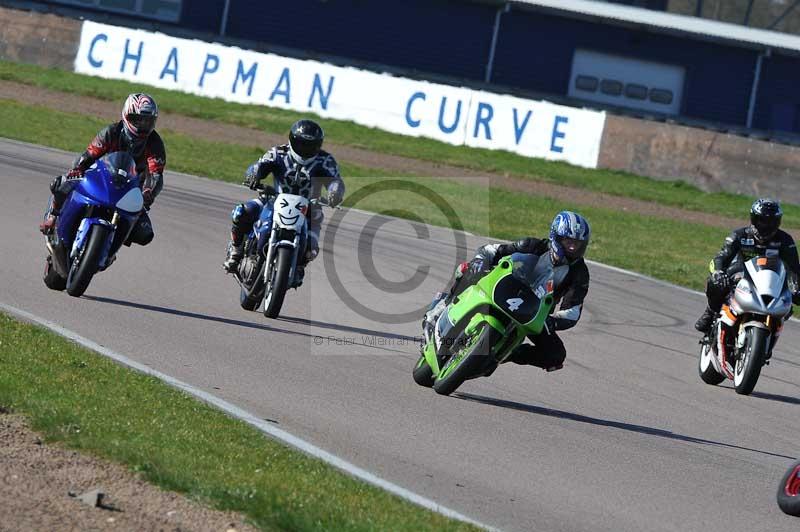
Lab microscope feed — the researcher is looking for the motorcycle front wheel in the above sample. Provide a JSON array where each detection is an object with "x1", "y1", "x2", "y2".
[
  {"x1": 433, "y1": 324, "x2": 499, "y2": 396},
  {"x1": 263, "y1": 247, "x2": 292, "y2": 318},
  {"x1": 733, "y1": 326, "x2": 769, "y2": 395},
  {"x1": 66, "y1": 224, "x2": 111, "y2": 297}
]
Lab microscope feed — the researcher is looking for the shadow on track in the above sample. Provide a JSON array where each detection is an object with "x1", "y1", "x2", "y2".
[
  {"x1": 82, "y1": 295, "x2": 411, "y2": 354},
  {"x1": 455, "y1": 392, "x2": 796, "y2": 460},
  {"x1": 278, "y1": 315, "x2": 420, "y2": 344},
  {"x1": 750, "y1": 391, "x2": 800, "y2": 406}
]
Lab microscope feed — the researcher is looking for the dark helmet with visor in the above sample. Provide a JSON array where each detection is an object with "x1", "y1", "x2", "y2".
[
  {"x1": 289, "y1": 119, "x2": 324, "y2": 164},
  {"x1": 750, "y1": 198, "x2": 782, "y2": 242}
]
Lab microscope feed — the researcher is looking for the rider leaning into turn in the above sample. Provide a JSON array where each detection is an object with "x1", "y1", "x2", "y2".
[
  {"x1": 695, "y1": 197, "x2": 800, "y2": 334},
  {"x1": 222, "y1": 119, "x2": 345, "y2": 280},
  {"x1": 39, "y1": 93, "x2": 165, "y2": 247},
  {"x1": 425, "y1": 211, "x2": 591, "y2": 372}
]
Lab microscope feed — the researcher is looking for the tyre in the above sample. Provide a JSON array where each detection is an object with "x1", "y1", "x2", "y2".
[
  {"x1": 240, "y1": 288, "x2": 261, "y2": 311},
  {"x1": 66, "y1": 224, "x2": 111, "y2": 297},
  {"x1": 733, "y1": 326, "x2": 770, "y2": 395},
  {"x1": 433, "y1": 324, "x2": 499, "y2": 396},
  {"x1": 43, "y1": 255, "x2": 66, "y2": 291},
  {"x1": 412, "y1": 354, "x2": 435, "y2": 387},
  {"x1": 263, "y1": 247, "x2": 292, "y2": 318},
  {"x1": 778, "y1": 461, "x2": 800, "y2": 516},
  {"x1": 698, "y1": 342, "x2": 725, "y2": 385}
]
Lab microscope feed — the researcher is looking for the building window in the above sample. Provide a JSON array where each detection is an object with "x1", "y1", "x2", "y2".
[
  {"x1": 53, "y1": 0, "x2": 181, "y2": 22},
  {"x1": 649, "y1": 88, "x2": 674, "y2": 105},
  {"x1": 575, "y1": 75, "x2": 599, "y2": 92},
  {"x1": 625, "y1": 83, "x2": 648, "y2": 100},
  {"x1": 600, "y1": 79, "x2": 623, "y2": 96}
]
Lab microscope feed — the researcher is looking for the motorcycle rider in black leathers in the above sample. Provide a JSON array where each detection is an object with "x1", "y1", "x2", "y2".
[
  {"x1": 39, "y1": 93, "x2": 164, "y2": 246},
  {"x1": 695, "y1": 198, "x2": 800, "y2": 334},
  {"x1": 222, "y1": 119, "x2": 344, "y2": 282},
  {"x1": 423, "y1": 211, "x2": 591, "y2": 372}
]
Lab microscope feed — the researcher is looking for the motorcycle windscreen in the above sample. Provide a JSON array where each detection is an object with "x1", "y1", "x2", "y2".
[{"x1": 76, "y1": 151, "x2": 139, "y2": 205}]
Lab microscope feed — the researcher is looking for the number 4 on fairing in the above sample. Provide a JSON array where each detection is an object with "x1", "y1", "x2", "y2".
[{"x1": 506, "y1": 298, "x2": 524, "y2": 311}]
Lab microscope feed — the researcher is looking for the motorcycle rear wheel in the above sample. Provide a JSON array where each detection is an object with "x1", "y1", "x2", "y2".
[
  {"x1": 412, "y1": 354, "x2": 435, "y2": 387},
  {"x1": 43, "y1": 255, "x2": 67, "y2": 291},
  {"x1": 66, "y1": 224, "x2": 110, "y2": 297},
  {"x1": 698, "y1": 342, "x2": 725, "y2": 385}
]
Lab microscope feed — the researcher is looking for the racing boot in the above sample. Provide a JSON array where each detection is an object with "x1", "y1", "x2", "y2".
[
  {"x1": 222, "y1": 239, "x2": 244, "y2": 273},
  {"x1": 422, "y1": 292, "x2": 448, "y2": 340},
  {"x1": 694, "y1": 306, "x2": 716, "y2": 334},
  {"x1": 39, "y1": 200, "x2": 60, "y2": 235}
]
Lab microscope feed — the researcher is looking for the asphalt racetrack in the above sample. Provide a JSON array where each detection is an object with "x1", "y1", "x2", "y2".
[{"x1": 2, "y1": 138, "x2": 800, "y2": 532}]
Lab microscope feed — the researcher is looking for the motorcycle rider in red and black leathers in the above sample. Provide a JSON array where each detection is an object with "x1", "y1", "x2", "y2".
[
  {"x1": 39, "y1": 93, "x2": 165, "y2": 247},
  {"x1": 222, "y1": 119, "x2": 344, "y2": 283},
  {"x1": 695, "y1": 198, "x2": 800, "y2": 334},
  {"x1": 423, "y1": 211, "x2": 591, "y2": 372}
]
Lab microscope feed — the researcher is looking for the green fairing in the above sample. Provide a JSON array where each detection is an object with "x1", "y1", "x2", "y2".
[{"x1": 420, "y1": 257, "x2": 556, "y2": 381}]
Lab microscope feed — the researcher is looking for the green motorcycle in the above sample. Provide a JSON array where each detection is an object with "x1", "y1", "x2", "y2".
[{"x1": 414, "y1": 252, "x2": 567, "y2": 396}]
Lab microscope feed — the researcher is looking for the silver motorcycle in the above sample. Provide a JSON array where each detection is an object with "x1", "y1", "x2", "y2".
[{"x1": 698, "y1": 255, "x2": 794, "y2": 395}]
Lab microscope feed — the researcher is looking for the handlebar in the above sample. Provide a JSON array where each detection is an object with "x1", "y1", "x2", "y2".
[{"x1": 252, "y1": 184, "x2": 341, "y2": 209}]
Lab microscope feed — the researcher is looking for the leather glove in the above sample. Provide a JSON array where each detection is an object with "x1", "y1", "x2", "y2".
[
  {"x1": 243, "y1": 176, "x2": 260, "y2": 191},
  {"x1": 468, "y1": 258, "x2": 485, "y2": 275},
  {"x1": 711, "y1": 270, "x2": 730, "y2": 290},
  {"x1": 792, "y1": 291, "x2": 800, "y2": 306},
  {"x1": 142, "y1": 187, "x2": 154, "y2": 208}
]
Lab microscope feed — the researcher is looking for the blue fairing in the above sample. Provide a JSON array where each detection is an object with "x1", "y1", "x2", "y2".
[
  {"x1": 254, "y1": 200, "x2": 274, "y2": 254},
  {"x1": 54, "y1": 152, "x2": 142, "y2": 270}
]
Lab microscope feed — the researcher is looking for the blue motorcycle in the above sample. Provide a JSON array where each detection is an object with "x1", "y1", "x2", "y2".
[{"x1": 42, "y1": 152, "x2": 144, "y2": 297}]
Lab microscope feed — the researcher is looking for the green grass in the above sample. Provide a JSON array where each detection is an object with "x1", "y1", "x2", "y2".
[
  {"x1": 0, "y1": 312, "x2": 479, "y2": 531},
  {"x1": 2, "y1": 60, "x2": 798, "y2": 226},
  {"x1": 0, "y1": 97, "x2": 724, "y2": 289}
]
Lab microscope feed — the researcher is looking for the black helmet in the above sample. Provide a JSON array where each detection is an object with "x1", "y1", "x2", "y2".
[
  {"x1": 289, "y1": 119, "x2": 324, "y2": 164},
  {"x1": 750, "y1": 197, "x2": 782, "y2": 242}
]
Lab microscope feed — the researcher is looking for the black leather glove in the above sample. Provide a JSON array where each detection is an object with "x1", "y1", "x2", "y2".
[
  {"x1": 468, "y1": 258, "x2": 485, "y2": 275},
  {"x1": 711, "y1": 270, "x2": 731, "y2": 290},
  {"x1": 243, "y1": 175, "x2": 260, "y2": 190}
]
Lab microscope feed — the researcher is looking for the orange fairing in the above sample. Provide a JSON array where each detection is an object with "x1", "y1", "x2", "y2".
[{"x1": 720, "y1": 304, "x2": 737, "y2": 326}]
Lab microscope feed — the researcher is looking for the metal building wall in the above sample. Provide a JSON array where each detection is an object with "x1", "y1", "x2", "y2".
[
  {"x1": 180, "y1": 1, "x2": 225, "y2": 34},
  {"x1": 492, "y1": 7, "x2": 758, "y2": 126},
  {"x1": 223, "y1": 0, "x2": 497, "y2": 82}
]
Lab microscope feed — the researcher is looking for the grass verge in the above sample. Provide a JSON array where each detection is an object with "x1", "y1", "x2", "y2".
[
  {"x1": 2, "y1": 60, "x2": 798, "y2": 224},
  {"x1": 0, "y1": 98, "x2": 725, "y2": 289},
  {"x1": 0, "y1": 312, "x2": 479, "y2": 531}
]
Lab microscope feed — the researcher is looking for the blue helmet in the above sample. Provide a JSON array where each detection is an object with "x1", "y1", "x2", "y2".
[{"x1": 549, "y1": 211, "x2": 591, "y2": 264}]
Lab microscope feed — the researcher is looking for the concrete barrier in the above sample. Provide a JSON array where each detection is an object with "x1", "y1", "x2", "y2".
[
  {"x1": 600, "y1": 115, "x2": 800, "y2": 203},
  {"x1": 0, "y1": 5, "x2": 80, "y2": 69}
]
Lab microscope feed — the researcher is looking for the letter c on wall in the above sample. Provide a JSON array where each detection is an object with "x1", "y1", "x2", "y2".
[
  {"x1": 88, "y1": 33, "x2": 108, "y2": 68},
  {"x1": 405, "y1": 91, "x2": 425, "y2": 128}
]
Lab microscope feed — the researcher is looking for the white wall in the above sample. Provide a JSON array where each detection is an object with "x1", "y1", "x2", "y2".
[{"x1": 75, "y1": 21, "x2": 607, "y2": 168}]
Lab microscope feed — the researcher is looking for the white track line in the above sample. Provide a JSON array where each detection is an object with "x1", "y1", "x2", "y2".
[{"x1": 0, "y1": 302, "x2": 498, "y2": 531}]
